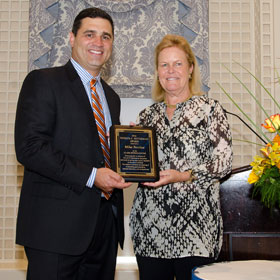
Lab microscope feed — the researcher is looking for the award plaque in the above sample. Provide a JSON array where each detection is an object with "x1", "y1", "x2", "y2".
[{"x1": 110, "y1": 125, "x2": 159, "y2": 182}]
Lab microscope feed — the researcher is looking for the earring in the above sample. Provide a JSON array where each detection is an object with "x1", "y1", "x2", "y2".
[{"x1": 189, "y1": 73, "x2": 192, "y2": 80}]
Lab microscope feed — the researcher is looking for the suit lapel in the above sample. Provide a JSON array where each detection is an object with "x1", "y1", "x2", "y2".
[
  {"x1": 64, "y1": 60, "x2": 119, "y2": 129},
  {"x1": 64, "y1": 61, "x2": 97, "y2": 128},
  {"x1": 101, "y1": 79, "x2": 119, "y2": 125}
]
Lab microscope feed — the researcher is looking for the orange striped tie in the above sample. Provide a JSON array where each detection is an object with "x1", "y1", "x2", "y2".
[{"x1": 90, "y1": 79, "x2": 112, "y2": 199}]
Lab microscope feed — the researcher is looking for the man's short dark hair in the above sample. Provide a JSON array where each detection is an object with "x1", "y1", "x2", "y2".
[{"x1": 72, "y1": 7, "x2": 114, "y2": 36}]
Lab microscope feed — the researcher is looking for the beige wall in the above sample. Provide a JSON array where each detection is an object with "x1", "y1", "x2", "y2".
[
  {"x1": 209, "y1": 0, "x2": 279, "y2": 166},
  {"x1": 1, "y1": 0, "x2": 279, "y2": 262},
  {"x1": 0, "y1": 0, "x2": 29, "y2": 261}
]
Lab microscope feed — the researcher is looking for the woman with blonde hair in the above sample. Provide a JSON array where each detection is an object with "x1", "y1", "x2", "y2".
[
  {"x1": 152, "y1": 34, "x2": 203, "y2": 102},
  {"x1": 129, "y1": 34, "x2": 233, "y2": 280}
]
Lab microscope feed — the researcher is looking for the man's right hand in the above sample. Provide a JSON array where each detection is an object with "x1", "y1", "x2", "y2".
[{"x1": 94, "y1": 168, "x2": 132, "y2": 193}]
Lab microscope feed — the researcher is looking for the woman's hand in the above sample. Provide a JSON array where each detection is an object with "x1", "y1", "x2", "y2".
[{"x1": 142, "y1": 169, "x2": 192, "y2": 188}]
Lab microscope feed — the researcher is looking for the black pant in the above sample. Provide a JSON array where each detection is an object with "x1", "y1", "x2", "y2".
[
  {"x1": 25, "y1": 198, "x2": 118, "y2": 280},
  {"x1": 136, "y1": 255, "x2": 215, "y2": 280}
]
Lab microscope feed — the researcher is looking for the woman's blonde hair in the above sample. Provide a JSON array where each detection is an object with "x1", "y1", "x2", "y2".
[{"x1": 152, "y1": 34, "x2": 203, "y2": 102}]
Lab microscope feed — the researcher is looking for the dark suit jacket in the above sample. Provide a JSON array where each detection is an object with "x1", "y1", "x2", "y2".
[{"x1": 14, "y1": 60, "x2": 124, "y2": 255}]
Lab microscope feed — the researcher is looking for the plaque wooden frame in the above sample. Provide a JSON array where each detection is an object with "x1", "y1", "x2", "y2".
[{"x1": 110, "y1": 125, "x2": 159, "y2": 182}]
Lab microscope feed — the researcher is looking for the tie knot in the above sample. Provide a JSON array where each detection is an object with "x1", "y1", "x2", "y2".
[{"x1": 90, "y1": 79, "x2": 97, "y2": 89}]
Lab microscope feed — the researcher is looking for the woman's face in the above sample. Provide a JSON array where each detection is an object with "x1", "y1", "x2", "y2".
[{"x1": 157, "y1": 46, "x2": 193, "y2": 96}]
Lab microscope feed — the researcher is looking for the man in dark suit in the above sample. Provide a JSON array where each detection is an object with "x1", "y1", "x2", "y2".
[{"x1": 14, "y1": 7, "x2": 131, "y2": 280}]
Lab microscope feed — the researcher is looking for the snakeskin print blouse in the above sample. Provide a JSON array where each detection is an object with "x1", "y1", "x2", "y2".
[{"x1": 129, "y1": 95, "x2": 233, "y2": 259}]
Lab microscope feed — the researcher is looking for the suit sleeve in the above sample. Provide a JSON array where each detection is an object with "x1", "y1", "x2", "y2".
[{"x1": 15, "y1": 70, "x2": 93, "y2": 193}]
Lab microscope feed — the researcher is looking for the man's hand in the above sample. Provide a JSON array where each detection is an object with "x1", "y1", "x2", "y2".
[{"x1": 94, "y1": 168, "x2": 132, "y2": 192}]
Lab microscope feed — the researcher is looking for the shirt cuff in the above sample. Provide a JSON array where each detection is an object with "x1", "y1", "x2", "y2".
[{"x1": 86, "y1": 167, "x2": 97, "y2": 188}]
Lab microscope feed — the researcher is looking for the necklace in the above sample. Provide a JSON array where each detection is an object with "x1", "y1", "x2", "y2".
[{"x1": 164, "y1": 95, "x2": 191, "y2": 109}]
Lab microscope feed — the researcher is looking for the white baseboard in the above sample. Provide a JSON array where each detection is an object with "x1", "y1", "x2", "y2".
[{"x1": 116, "y1": 256, "x2": 138, "y2": 280}]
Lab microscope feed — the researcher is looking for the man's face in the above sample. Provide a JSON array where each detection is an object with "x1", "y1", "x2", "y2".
[{"x1": 70, "y1": 17, "x2": 113, "y2": 77}]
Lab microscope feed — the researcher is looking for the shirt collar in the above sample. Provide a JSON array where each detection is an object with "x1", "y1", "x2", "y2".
[{"x1": 70, "y1": 58, "x2": 101, "y2": 85}]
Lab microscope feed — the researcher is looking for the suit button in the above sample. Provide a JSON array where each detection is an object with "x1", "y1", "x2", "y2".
[{"x1": 100, "y1": 160, "x2": 104, "y2": 166}]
